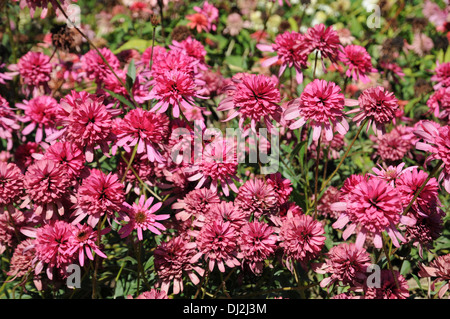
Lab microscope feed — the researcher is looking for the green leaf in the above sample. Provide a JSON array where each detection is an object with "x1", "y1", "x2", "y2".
[
  {"x1": 127, "y1": 59, "x2": 136, "y2": 83},
  {"x1": 114, "y1": 38, "x2": 152, "y2": 54},
  {"x1": 104, "y1": 89, "x2": 135, "y2": 109},
  {"x1": 400, "y1": 260, "x2": 411, "y2": 276}
]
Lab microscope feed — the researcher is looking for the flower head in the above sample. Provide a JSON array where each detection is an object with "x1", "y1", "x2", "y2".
[
  {"x1": 73, "y1": 169, "x2": 125, "y2": 227},
  {"x1": 218, "y1": 74, "x2": 282, "y2": 132},
  {"x1": 119, "y1": 195, "x2": 169, "y2": 240},
  {"x1": 347, "y1": 86, "x2": 399, "y2": 136},
  {"x1": 339, "y1": 44, "x2": 377, "y2": 83},
  {"x1": 284, "y1": 79, "x2": 349, "y2": 141}
]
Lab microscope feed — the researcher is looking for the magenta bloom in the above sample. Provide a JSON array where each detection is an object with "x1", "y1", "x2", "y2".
[
  {"x1": 257, "y1": 31, "x2": 308, "y2": 83},
  {"x1": 415, "y1": 123, "x2": 450, "y2": 193},
  {"x1": 0, "y1": 96, "x2": 20, "y2": 150},
  {"x1": 266, "y1": 172, "x2": 293, "y2": 205},
  {"x1": 346, "y1": 86, "x2": 399, "y2": 136},
  {"x1": 191, "y1": 219, "x2": 241, "y2": 272},
  {"x1": 279, "y1": 212, "x2": 326, "y2": 270},
  {"x1": 427, "y1": 86, "x2": 450, "y2": 120},
  {"x1": 316, "y1": 243, "x2": 371, "y2": 288},
  {"x1": 129, "y1": 289, "x2": 168, "y2": 299},
  {"x1": 154, "y1": 236, "x2": 205, "y2": 295},
  {"x1": 0, "y1": 162, "x2": 24, "y2": 208},
  {"x1": 29, "y1": 220, "x2": 76, "y2": 280},
  {"x1": 62, "y1": 94, "x2": 113, "y2": 162},
  {"x1": 149, "y1": 69, "x2": 205, "y2": 118},
  {"x1": 235, "y1": 177, "x2": 278, "y2": 218},
  {"x1": 81, "y1": 48, "x2": 120, "y2": 83},
  {"x1": 67, "y1": 224, "x2": 107, "y2": 267},
  {"x1": 239, "y1": 221, "x2": 277, "y2": 275},
  {"x1": 186, "y1": 137, "x2": 240, "y2": 196},
  {"x1": 331, "y1": 177, "x2": 415, "y2": 249},
  {"x1": 218, "y1": 74, "x2": 282, "y2": 131},
  {"x1": 284, "y1": 79, "x2": 349, "y2": 141},
  {"x1": 16, "y1": 51, "x2": 52, "y2": 91},
  {"x1": 431, "y1": 61, "x2": 450, "y2": 90},
  {"x1": 119, "y1": 195, "x2": 169, "y2": 240},
  {"x1": 396, "y1": 168, "x2": 440, "y2": 217},
  {"x1": 419, "y1": 253, "x2": 450, "y2": 298},
  {"x1": 115, "y1": 108, "x2": 169, "y2": 163},
  {"x1": 372, "y1": 125, "x2": 412, "y2": 163},
  {"x1": 296, "y1": 23, "x2": 342, "y2": 65},
  {"x1": 206, "y1": 201, "x2": 247, "y2": 230},
  {"x1": 339, "y1": 44, "x2": 377, "y2": 84},
  {"x1": 73, "y1": 169, "x2": 125, "y2": 227},
  {"x1": 170, "y1": 37, "x2": 207, "y2": 69},
  {"x1": 364, "y1": 270, "x2": 409, "y2": 299},
  {"x1": 17, "y1": 96, "x2": 61, "y2": 143},
  {"x1": 369, "y1": 162, "x2": 416, "y2": 187},
  {"x1": 38, "y1": 141, "x2": 85, "y2": 180},
  {"x1": 7, "y1": 239, "x2": 36, "y2": 280},
  {"x1": 172, "y1": 188, "x2": 221, "y2": 229},
  {"x1": 23, "y1": 159, "x2": 70, "y2": 220}
]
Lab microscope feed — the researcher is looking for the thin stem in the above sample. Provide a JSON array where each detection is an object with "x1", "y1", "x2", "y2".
[
  {"x1": 92, "y1": 214, "x2": 108, "y2": 299},
  {"x1": 121, "y1": 143, "x2": 139, "y2": 184},
  {"x1": 382, "y1": 234, "x2": 400, "y2": 291},
  {"x1": 320, "y1": 118, "x2": 368, "y2": 193},
  {"x1": 402, "y1": 160, "x2": 443, "y2": 215},
  {"x1": 313, "y1": 135, "x2": 321, "y2": 219}
]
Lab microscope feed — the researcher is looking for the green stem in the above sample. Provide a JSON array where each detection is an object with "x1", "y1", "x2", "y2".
[
  {"x1": 121, "y1": 143, "x2": 139, "y2": 184},
  {"x1": 382, "y1": 234, "x2": 400, "y2": 291},
  {"x1": 313, "y1": 135, "x2": 321, "y2": 219}
]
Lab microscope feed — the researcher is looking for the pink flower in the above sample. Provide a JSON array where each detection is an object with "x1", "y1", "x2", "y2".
[
  {"x1": 315, "y1": 243, "x2": 371, "y2": 288},
  {"x1": 419, "y1": 253, "x2": 450, "y2": 298},
  {"x1": 37, "y1": 141, "x2": 85, "y2": 180},
  {"x1": 154, "y1": 236, "x2": 205, "y2": 294},
  {"x1": 119, "y1": 195, "x2": 169, "y2": 240},
  {"x1": 331, "y1": 177, "x2": 415, "y2": 249},
  {"x1": 235, "y1": 177, "x2": 278, "y2": 219},
  {"x1": 316, "y1": 186, "x2": 341, "y2": 219},
  {"x1": 284, "y1": 79, "x2": 349, "y2": 141},
  {"x1": 423, "y1": 0, "x2": 449, "y2": 28},
  {"x1": 128, "y1": 289, "x2": 168, "y2": 299},
  {"x1": 186, "y1": 137, "x2": 240, "y2": 197},
  {"x1": 239, "y1": 220, "x2": 277, "y2": 275},
  {"x1": 170, "y1": 37, "x2": 207, "y2": 68},
  {"x1": 7, "y1": 239, "x2": 35, "y2": 280},
  {"x1": 17, "y1": 96, "x2": 61, "y2": 143},
  {"x1": 0, "y1": 209, "x2": 27, "y2": 253},
  {"x1": 172, "y1": 188, "x2": 221, "y2": 229},
  {"x1": 396, "y1": 168, "x2": 440, "y2": 217},
  {"x1": 296, "y1": 24, "x2": 342, "y2": 65},
  {"x1": 266, "y1": 172, "x2": 293, "y2": 205},
  {"x1": 206, "y1": 201, "x2": 247, "y2": 230},
  {"x1": 16, "y1": 51, "x2": 52, "y2": 91},
  {"x1": 346, "y1": 86, "x2": 399, "y2": 137},
  {"x1": 115, "y1": 108, "x2": 169, "y2": 163},
  {"x1": 0, "y1": 95, "x2": 20, "y2": 150},
  {"x1": 0, "y1": 162, "x2": 24, "y2": 207},
  {"x1": 29, "y1": 220, "x2": 76, "y2": 280},
  {"x1": 67, "y1": 224, "x2": 107, "y2": 267},
  {"x1": 149, "y1": 69, "x2": 205, "y2": 118},
  {"x1": 61, "y1": 94, "x2": 114, "y2": 162},
  {"x1": 427, "y1": 87, "x2": 450, "y2": 120},
  {"x1": 364, "y1": 270, "x2": 409, "y2": 299},
  {"x1": 257, "y1": 31, "x2": 308, "y2": 83},
  {"x1": 218, "y1": 74, "x2": 282, "y2": 132},
  {"x1": 191, "y1": 219, "x2": 241, "y2": 272},
  {"x1": 72, "y1": 169, "x2": 125, "y2": 227},
  {"x1": 371, "y1": 125, "x2": 412, "y2": 163},
  {"x1": 279, "y1": 212, "x2": 326, "y2": 270},
  {"x1": 369, "y1": 162, "x2": 416, "y2": 187},
  {"x1": 431, "y1": 61, "x2": 450, "y2": 90},
  {"x1": 81, "y1": 48, "x2": 120, "y2": 83},
  {"x1": 415, "y1": 123, "x2": 450, "y2": 193},
  {"x1": 404, "y1": 33, "x2": 434, "y2": 56},
  {"x1": 23, "y1": 159, "x2": 70, "y2": 220},
  {"x1": 339, "y1": 44, "x2": 377, "y2": 83}
]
